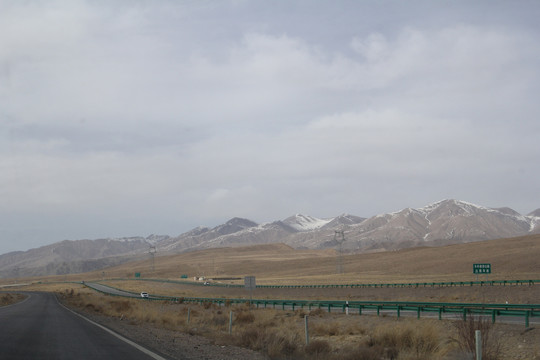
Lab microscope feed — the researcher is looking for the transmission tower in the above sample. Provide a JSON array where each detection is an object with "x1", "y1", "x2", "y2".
[
  {"x1": 335, "y1": 230, "x2": 346, "y2": 274},
  {"x1": 149, "y1": 246, "x2": 156, "y2": 273}
]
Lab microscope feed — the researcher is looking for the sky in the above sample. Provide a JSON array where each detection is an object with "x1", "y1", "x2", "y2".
[{"x1": 1, "y1": 0, "x2": 539, "y2": 254}]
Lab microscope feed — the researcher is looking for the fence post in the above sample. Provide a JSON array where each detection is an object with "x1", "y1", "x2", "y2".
[
  {"x1": 475, "y1": 330, "x2": 482, "y2": 360},
  {"x1": 304, "y1": 315, "x2": 309, "y2": 345}
]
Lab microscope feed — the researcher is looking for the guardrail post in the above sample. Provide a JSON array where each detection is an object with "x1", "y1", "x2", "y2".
[
  {"x1": 187, "y1": 308, "x2": 191, "y2": 324},
  {"x1": 491, "y1": 310, "x2": 496, "y2": 324},
  {"x1": 304, "y1": 315, "x2": 309, "y2": 345},
  {"x1": 397, "y1": 306, "x2": 401, "y2": 319},
  {"x1": 438, "y1": 307, "x2": 442, "y2": 320},
  {"x1": 377, "y1": 306, "x2": 380, "y2": 316},
  {"x1": 526, "y1": 311, "x2": 530, "y2": 328},
  {"x1": 229, "y1": 311, "x2": 233, "y2": 334},
  {"x1": 463, "y1": 308, "x2": 467, "y2": 321},
  {"x1": 475, "y1": 330, "x2": 482, "y2": 360},
  {"x1": 417, "y1": 307, "x2": 421, "y2": 319}
]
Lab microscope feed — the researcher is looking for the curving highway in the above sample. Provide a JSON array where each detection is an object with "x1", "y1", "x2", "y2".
[{"x1": 0, "y1": 292, "x2": 170, "y2": 360}]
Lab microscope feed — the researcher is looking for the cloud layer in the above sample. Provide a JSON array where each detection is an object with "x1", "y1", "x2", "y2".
[{"x1": 1, "y1": 1, "x2": 539, "y2": 253}]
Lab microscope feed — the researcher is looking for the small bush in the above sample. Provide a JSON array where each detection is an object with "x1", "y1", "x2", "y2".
[
  {"x1": 309, "y1": 308, "x2": 326, "y2": 317},
  {"x1": 311, "y1": 321, "x2": 341, "y2": 336},
  {"x1": 85, "y1": 303, "x2": 103, "y2": 313},
  {"x1": 211, "y1": 313, "x2": 228, "y2": 327},
  {"x1": 369, "y1": 321, "x2": 441, "y2": 359},
  {"x1": 236, "y1": 325, "x2": 298, "y2": 358},
  {"x1": 109, "y1": 300, "x2": 131, "y2": 313},
  {"x1": 452, "y1": 315, "x2": 501, "y2": 360},
  {"x1": 202, "y1": 301, "x2": 213, "y2": 309},
  {"x1": 266, "y1": 331, "x2": 298, "y2": 358},
  {"x1": 343, "y1": 345, "x2": 386, "y2": 360},
  {"x1": 304, "y1": 339, "x2": 331, "y2": 355},
  {"x1": 237, "y1": 326, "x2": 265, "y2": 349},
  {"x1": 235, "y1": 311, "x2": 255, "y2": 324}
]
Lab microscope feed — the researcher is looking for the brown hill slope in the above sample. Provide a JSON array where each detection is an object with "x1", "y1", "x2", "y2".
[{"x1": 64, "y1": 234, "x2": 540, "y2": 285}]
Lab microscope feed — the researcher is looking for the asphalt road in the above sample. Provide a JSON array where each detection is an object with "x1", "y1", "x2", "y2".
[
  {"x1": 86, "y1": 282, "x2": 144, "y2": 298},
  {"x1": 0, "y1": 292, "x2": 169, "y2": 360}
]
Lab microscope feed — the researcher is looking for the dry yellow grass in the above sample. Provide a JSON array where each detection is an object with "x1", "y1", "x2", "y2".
[
  {"x1": 0, "y1": 293, "x2": 26, "y2": 306},
  {"x1": 58, "y1": 287, "x2": 459, "y2": 359},
  {"x1": 3, "y1": 234, "x2": 540, "y2": 290}
]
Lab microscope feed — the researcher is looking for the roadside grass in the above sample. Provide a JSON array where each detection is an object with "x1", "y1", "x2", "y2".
[
  {"x1": 59, "y1": 287, "x2": 459, "y2": 359},
  {"x1": 0, "y1": 293, "x2": 26, "y2": 306}
]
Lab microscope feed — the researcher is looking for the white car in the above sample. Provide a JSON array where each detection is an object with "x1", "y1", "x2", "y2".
[{"x1": 140, "y1": 292, "x2": 149, "y2": 298}]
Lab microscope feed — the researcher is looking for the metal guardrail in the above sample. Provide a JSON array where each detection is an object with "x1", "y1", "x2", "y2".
[
  {"x1": 107, "y1": 277, "x2": 540, "y2": 289},
  {"x1": 83, "y1": 281, "x2": 539, "y2": 327}
]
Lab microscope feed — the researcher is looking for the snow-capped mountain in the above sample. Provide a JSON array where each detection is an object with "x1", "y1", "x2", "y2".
[
  {"x1": 282, "y1": 214, "x2": 333, "y2": 231},
  {"x1": 336, "y1": 199, "x2": 540, "y2": 251},
  {"x1": 1, "y1": 199, "x2": 538, "y2": 277}
]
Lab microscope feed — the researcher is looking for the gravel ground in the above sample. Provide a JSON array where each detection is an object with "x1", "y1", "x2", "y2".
[{"x1": 65, "y1": 305, "x2": 267, "y2": 360}]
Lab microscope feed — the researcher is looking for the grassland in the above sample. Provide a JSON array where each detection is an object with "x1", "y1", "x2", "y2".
[
  {"x1": 4, "y1": 234, "x2": 540, "y2": 359},
  {"x1": 5, "y1": 233, "x2": 539, "y2": 287},
  {"x1": 52, "y1": 284, "x2": 538, "y2": 359}
]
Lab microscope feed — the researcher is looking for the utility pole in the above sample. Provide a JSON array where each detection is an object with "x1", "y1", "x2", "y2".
[
  {"x1": 149, "y1": 246, "x2": 156, "y2": 273},
  {"x1": 335, "y1": 230, "x2": 346, "y2": 274}
]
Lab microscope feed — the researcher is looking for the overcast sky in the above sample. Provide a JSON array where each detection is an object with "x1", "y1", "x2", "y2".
[{"x1": 1, "y1": 1, "x2": 539, "y2": 254}]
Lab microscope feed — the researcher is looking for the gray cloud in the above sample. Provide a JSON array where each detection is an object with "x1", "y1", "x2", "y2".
[{"x1": 1, "y1": 1, "x2": 539, "y2": 253}]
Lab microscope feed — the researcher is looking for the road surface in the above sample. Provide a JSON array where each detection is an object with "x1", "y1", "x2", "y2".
[{"x1": 0, "y1": 292, "x2": 170, "y2": 360}]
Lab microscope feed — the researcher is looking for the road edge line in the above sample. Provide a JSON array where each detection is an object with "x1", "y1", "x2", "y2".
[{"x1": 55, "y1": 296, "x2": 169, "y2": 360}]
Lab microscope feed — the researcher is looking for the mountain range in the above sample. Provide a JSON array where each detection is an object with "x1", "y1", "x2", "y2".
[{"x1": 1, "y1": 199, "x2": 538, "y2": 278}]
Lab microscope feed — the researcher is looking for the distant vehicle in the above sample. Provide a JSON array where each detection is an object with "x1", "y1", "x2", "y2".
[
  {"x1": 203, "y1": 281, "x2": 209, "y2": 285},
  {"x1": 140, "y1": 292, "x2": 149, "y2": 298}
]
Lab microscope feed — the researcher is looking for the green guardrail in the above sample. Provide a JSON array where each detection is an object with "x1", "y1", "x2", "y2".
[
  {"x1": 83, "y1": 282, "x2": 539, "y2": 328},
  {"x1": 104, "y1": 277, "x2": 540, "y2": 289}
]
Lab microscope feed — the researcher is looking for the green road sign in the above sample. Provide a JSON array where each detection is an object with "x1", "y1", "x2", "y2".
[{"x1": 473, "y1": 263, "x2": 491, "y2": 274}]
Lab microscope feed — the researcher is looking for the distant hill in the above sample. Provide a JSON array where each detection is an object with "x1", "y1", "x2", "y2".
[
  {"x1": 0, "y1": 199, "x2": 538, "y2": 278},
  {"x1": 0, "y1": 236, "x2": 168, "y2": 278},
  {"x1": 158, "y1": 199, "x2": 539, "y2": 253}
]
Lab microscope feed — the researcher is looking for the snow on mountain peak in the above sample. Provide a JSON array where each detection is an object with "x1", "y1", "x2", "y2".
[
  {"x1": 419, "y1": 199, "x2": 488, "y2": 215},
  {"x1": 283, "y1": 214, "x2": 333, "y2": 231}
]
